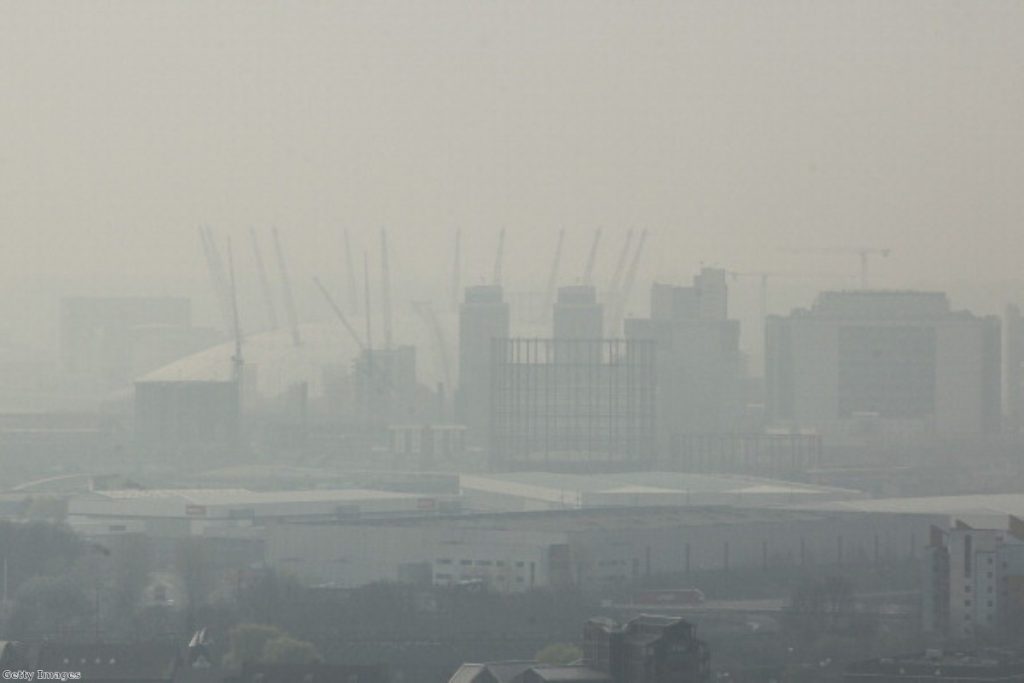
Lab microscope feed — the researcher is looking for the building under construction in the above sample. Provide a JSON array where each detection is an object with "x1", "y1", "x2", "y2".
[{"x1": 489, "y1": 337, "x2": 656, "y2": 472}]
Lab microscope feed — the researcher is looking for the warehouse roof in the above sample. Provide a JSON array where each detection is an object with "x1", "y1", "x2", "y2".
[
  {"x1": 460, "y1": 471, "x2": 863, "y2": 510},
  {"x1": 287, "y1": 503, "x2": 913, "y2": 534},
  {"x1": 798, "y1": 494, "x2": 1024, "y2": 527}
]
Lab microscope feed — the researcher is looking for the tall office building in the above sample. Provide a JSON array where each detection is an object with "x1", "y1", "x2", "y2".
[
  {"x1": 1005, "y1": 305, "x2": 1024, "y2": 432},
  {"x1": 766, "y1": 291, "x2": 1001, "y2": 436},
  {"x1": 626, "y1": 269, "x2": 744, "y2": 454},
  {"x1": 553, "y1": 285, "x2": 604, "y2": 364},
  {"x1": 457, "y1": 285, "x2": 510, "y2": 443}
]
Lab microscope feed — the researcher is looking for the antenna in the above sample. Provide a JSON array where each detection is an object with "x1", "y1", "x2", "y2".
[
  {"x1": 271, "y1": 227, "x2": 302, "y2": 346},
  {"x1": 250, "y1": 228, "x2": 279, "y2": 330}
]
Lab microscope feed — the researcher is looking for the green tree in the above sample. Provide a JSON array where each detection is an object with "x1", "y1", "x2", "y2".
[
  {"x1": 7, "y1": 575, "x2": 92, "y2": 639},
  {"x1": 224, "y1": 623, "x2": 322, "y2": 667},
  {"x1": 224, "y1": 623, "x2": 283, "y2": 667},
  {"x1": 535, "y1": 643, "x2": 582, "y2": 666},
  {"x1": 262, "y1": 636, "x2": 322, "y2": 663}
]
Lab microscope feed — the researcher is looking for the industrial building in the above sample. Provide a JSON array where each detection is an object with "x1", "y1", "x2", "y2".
[
  {"x1": 625, "y1": 270, "x2": 746, "y2": 454},
  {"x1": 458, "y1": 471, "x2": 864, "y2": 512},
  {"x1": 67, "y1": 487, "x2": 449, "y2": 538},
  {"x1": 266, "y1": 506, "x2": 939, "y2": 593},
  {"x1": 766, "y1": 291, "x2": 1001, "y2": 436},
  {"x1": 668, "y1": 431, "x2": 822, "y2": 479}
]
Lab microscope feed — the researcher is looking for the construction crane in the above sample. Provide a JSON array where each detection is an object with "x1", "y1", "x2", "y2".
[
  {"x1": 583, "y1": 228, "x2": 602, "y2": 285},
  {"x1": 225, "y1": 237, "x2": 244, "y2": 386},
  {"x1": 198, "y1": 226, "x2": 234, "y2": 334},
  {"x1": 411, "y1": 300, "x2": 453, "y2": 403},
  {"x1": 249, "y1": 228, "x2": 279, "y2": 331},
  {"x1": 451, "y1": 228, "x2": 462, "y2": 312},
  {"x1": 344, "y1": 228, "x2": 359, "y2": 315},
  {"x1": 783, "y1": 247, "x2": 891, "y2": 289},
  {"x1": 313, "y1": 276, "x2": 365, "y2": 350},
  {"x1": 380, "y1": 229, "x2": 393, "y2": 350},
  {"x1": 492, "y1": 228, "x2": 506, "y2": 287},
  {"x1": 544, "y1": 229, "x2": 566, "y2": 310},
  {"x1": 727, "y1": 269, "x2": 851, "y2": 340},
  {"x1": 607, "y1": 230, "x2": 648, "y2": 336},
  {"x1": 271, "y1": 227, "x2": 302, "y2": 347},
  {"x1": 605, "y1": 229, "x2": 634, "y2": 301}
]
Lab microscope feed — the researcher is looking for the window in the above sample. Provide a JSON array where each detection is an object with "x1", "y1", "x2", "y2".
[
  {"x1": 437, "y1": 558, "x2": 452, "y2": 565},
  {"x1": 460, "y1": 559, "x2": 472, "y2": 566}
]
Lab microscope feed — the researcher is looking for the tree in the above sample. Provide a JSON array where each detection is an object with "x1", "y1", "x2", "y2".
[
  {"x1": 7, "y1": 575, "x2": 92, "y2": 639},
  {"x1": 262, "y1": 636, "x2": 322, "y2": 664},
  {"x1": 535, "y1": 643, "x2": 582, "y2": 666},
  {"x1": 223, "y1": 623, "x2": 321, "y2": 667},
  {"x1": 175, "y1": 538, "x2": 213, "y2": 632}
]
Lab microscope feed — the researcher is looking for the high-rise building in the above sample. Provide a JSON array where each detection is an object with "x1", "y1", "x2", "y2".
[
  {"x1": 457, "y1": 285, "x2": 510, "y2": 444},
  {"x1": 554, "y1": 285, "x2": 603, "y2": 339},
  {"x1": 766, "y1": 291, "x2": 1001, "y2": 436},
  {"x1": 489, "y1": 338, "x2": 656, "y2": 471},
  {"x1": 353, "y1": 345, "x2": 417, "y2": 428},
  {"x1": 625, "y1": 269, "x2": 745, "y2": 454},
  {"x1": 1005, "y1": 304, "x2": 1024, "y2": 432}
]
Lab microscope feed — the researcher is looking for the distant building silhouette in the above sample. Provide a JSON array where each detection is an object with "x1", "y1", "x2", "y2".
[{"x1": 766, "y1": 291, "x2": 1001, "y2": 436}]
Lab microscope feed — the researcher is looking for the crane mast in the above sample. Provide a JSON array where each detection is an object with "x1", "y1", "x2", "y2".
[
  {"x1": 249, "y1": 228, "x2": 279, "y2": 331},
  {"x1": 271, "y1": 227, "x2": 302, "y2": 347}
]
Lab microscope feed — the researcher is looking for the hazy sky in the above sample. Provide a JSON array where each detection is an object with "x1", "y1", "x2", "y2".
[{"x1": 2, "y1": 1, "x2": 1024, "y2": 351}]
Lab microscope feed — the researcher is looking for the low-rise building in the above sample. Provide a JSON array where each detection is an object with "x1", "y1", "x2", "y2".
[
  {"x1": 845, "y1": 649, "x2": 1024, "y2": 682},
  {"x1": 923, "y1": 516, "x2": 1024, "y2": 638},
  {"x1": 267, "y1": 506, "x2": 938, "y2": 592}
]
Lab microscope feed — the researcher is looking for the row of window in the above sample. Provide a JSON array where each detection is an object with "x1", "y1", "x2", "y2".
[{"x1": 436, "y1": 558, "x2": 527, "y2": 568}]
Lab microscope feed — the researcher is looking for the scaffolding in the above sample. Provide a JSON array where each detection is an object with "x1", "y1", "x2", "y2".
[{"x1": 489, "y1": 338, "x2": 656, "y2": 471}]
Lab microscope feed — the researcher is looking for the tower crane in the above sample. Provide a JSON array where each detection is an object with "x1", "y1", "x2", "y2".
[
  {"x1": 249, "y1": 228, "x2": 279, "y2": 331},
  {"x1": 492, "y1": 228, "x2": 506, "y2": 287},
  {"x1": 583, "y1": 228, "x2": 602, "y2": 285},
  {"x1": 272, "y1": 227, "x2": 302, "y2": 347},
  {"x1": 544, "y1": 229, "x2": 566, "y2": 310},
  {"x1": 783, "y1": 247, "x2": 891, "y2": 289}
]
